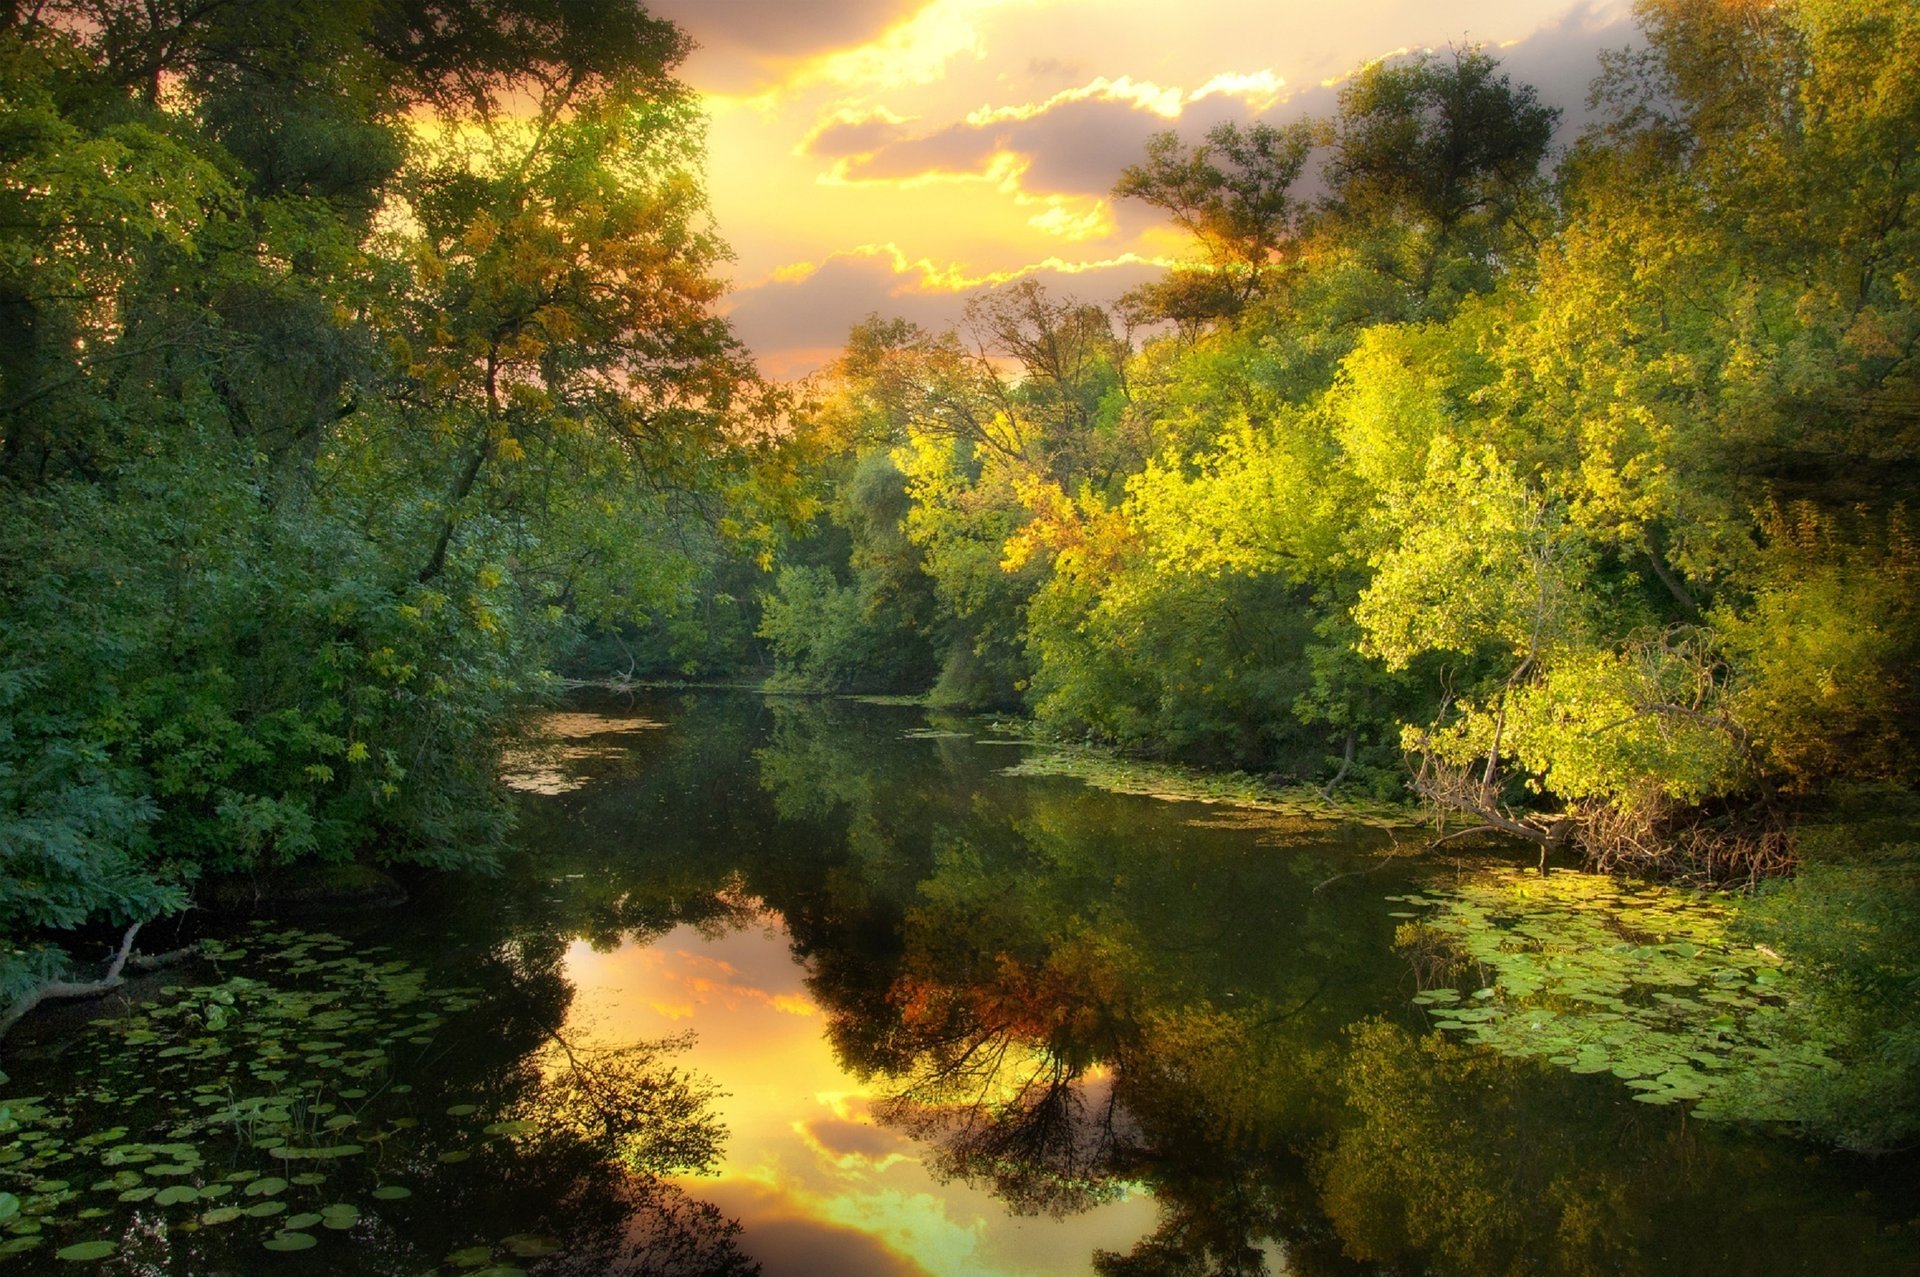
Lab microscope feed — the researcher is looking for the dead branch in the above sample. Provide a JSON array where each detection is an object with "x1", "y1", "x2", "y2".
[{"x1": 0, "y1": 922, "x2": 198, "y2": 1044}]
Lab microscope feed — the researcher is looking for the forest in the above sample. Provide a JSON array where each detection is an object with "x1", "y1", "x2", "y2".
[{"x1": 1, "y1": 0, "x2": 1916, "y2": 1148}]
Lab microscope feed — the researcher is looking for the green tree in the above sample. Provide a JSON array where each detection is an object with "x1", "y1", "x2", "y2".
[
  {"x1": 0, "y1": 2, "x2": 757, "y2": 1033},
  {"x1": 1113, "y1": 120, "x2": 1315, "y2": 321}
]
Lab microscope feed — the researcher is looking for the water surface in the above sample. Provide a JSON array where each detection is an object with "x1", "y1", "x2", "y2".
[{"x1": 5, "y1": 691, "x2": 1918, "y2": 1275}]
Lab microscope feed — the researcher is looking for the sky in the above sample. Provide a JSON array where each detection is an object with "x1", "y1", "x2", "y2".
[{"x1": 640, "y1": 0, "x2": 1642, "y2": 377}]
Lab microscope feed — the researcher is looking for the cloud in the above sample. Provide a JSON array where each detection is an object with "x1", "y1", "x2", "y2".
[
  {"x1": 649, "y1": 0, "x2": 935, "y2": 91},
  {"x1": 803, "y1": 111, "x2": 917, "y2": 160},
  {"x1": 1494, "y1": 0, "x2": 1646, "y2": 140},
  {"x1": 829, "y1": 72, "x2": 1291, "y2": 195}
]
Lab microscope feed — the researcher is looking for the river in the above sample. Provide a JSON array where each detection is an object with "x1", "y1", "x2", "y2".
[{"x1": 3, "y1": 690, "x2": 1917, "y2": 1274}]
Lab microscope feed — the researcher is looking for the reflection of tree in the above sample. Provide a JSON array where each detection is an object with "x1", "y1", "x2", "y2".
[
  {"x1": 359, "y1": 939, "x2": 761, "y2": 1277},
  {"x1": 541, "y1": 1031, "x2": 727, "y2": 1177},
  {"x1": 872, "y1": 953, "x2": 1135, "y2": 1216},
  {"x1": 533, "y1": 1178, "x2": 758, "y2": 1277},
  {"x1": 1317, "y1": 1019, "x2": 1639, "y2": 1277}
]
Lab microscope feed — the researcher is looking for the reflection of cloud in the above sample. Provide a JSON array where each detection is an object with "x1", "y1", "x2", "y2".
[
  {"x1": 799, "y1": 1115, "x2": 914, "y2": 1167},
  {"x1": 638, "y1": 947, "x2": 821, "y2": 1021},
  {"x1": 698, "y1": 1181, "x2": 937, "y2": 1277},
  {"x1": 572, "y1": 925, "x2": 1160, "y2": 1275}
]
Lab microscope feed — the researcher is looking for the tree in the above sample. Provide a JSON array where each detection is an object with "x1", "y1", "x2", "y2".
[
  {"x1": 1114, "y1": 120, "x2": 1315, "y2": 314},
  {"x1": 0, "y1": 1, "x2": 757, "y2": 1037},
  {"x1": 1322, "y1": 46, "x2": 1557, "y2": 308}
]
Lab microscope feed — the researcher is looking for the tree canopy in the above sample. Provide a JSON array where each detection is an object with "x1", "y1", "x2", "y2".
[{"x1": 0, "y1": 0, "x2": 763, "y2": 1014}]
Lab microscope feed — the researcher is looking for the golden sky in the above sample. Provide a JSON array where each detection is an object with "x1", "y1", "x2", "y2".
[{"x1": 641, "y1": 0, "x2": 1639, "y2": 376}]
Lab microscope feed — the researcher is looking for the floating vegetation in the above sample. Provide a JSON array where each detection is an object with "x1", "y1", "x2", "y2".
[
  {"x1": 1389, "y1": 868, "x2": 1838, "y2": 1118},
  {"x1": 1003, "y1": 747, "x2": 1414, "y2": 827},
  {"x1": 902, "y1": 728, "x2": 968, "y2": 740},
  {"x1": 0, "y1": 923, "x2": 736, "y2": 1271},
  {"x1": 0, "y1": 925, "x2": 482, "y2": 1264},
  {"x1": 534, "y1": 712, "x2": 666, "y2": 740},
  {"x1": 842, "y1": 694, "x2": 929, "y2": 707}
]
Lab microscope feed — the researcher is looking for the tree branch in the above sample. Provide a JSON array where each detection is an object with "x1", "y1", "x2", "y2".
[{"x1": 0, "y1": 922, "x2": 198, "y2": 1044}]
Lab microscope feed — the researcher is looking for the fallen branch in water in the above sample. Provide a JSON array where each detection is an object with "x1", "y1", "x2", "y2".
[{"x1": 0, "y1": 921, "x2": 199, "y2": 1044}]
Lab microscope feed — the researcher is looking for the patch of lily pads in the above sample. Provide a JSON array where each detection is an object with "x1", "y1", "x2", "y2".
[
  {"x1": 1389, "y1": 868, "x2": 1837, "y2": 1118},
  {"x1": 0, "y1": 923, "x2": 494, "y2": 1265}
]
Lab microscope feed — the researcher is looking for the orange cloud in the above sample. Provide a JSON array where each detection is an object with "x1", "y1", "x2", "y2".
[
  {"x1": 638, "y1": 946, "x2": 822, "y2": 1021},
  {"x1": 801, "y1": 107, "x2": 918, "y2": 159},
  {"x1": 964, "y1": 69, "x2": 1288, "y2": 125}
]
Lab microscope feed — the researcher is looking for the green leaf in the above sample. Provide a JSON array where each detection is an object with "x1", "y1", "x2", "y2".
[
  {"x1": 263, "y1": 1232, "x2": 318, "y2": 1251},
  {"x1": 55, "y1": 1240, "x2": 117, "y2": 1262}
]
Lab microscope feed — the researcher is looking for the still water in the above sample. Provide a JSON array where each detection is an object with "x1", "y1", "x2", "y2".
[{"x1": 4, "y1": 691, "x2": 1919, "y2": 1274}]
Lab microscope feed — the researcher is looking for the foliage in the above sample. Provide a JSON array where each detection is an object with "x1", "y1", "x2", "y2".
[
  {"x1": 1113, "y1": 121, "x2": 1315, "y2": 316},
  {"x1": 757, "y1": 8, "x2": 1920, "y2": 878},
  {"x1": 0, "y1": 4, "x2": 758, "y2": 1008},
  {"x1": 1737, "y1": 817, "x2": 1920, "y2": 1150}
]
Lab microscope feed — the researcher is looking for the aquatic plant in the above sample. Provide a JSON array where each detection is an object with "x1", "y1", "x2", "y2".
[
  {"x1": 1389, "y1": 869, "x2": 1837, "y2": 1118},
  {"x1": 0, "y1": 924, "x2": 727, "y2": 1268}
]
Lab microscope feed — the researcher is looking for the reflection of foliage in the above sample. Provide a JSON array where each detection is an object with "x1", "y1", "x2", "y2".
[
  {"x1": 1737, "y1": 820, "x2": 1920, "y2": 1151},
  {"x1": 873, "y1": 948, "x2": 1135, "y2": 1216},
  {"x1": 1319, "y1": 1020, "x2": 1639, "y2": 1277},
  {"x1": 538, "y1": 1032, "x2": 726, "y2": 1177},
  {"x1": 472, "y1": 693, "x2": 1920, "y2": 1275},
  {"x1": 1389, "y1": 869, "x2": 1837, "y2": 1115}
]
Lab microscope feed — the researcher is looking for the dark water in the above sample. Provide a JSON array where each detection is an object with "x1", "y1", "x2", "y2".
[{"x1": 5, "y1": 691, "x2": 1919, "y2": 1275}]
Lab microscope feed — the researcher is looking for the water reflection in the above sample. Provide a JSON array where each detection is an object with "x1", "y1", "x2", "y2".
[
  {"x1": 480, "y1": 691, "x2": 1920, "y2": 1276},
  {"x1": 562, "y1": 921, "x2": 1156, "y2": 1277}
]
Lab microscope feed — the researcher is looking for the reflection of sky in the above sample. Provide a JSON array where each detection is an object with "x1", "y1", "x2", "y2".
[{"x1": 563, "y1": 921, "x2": 1157, "y2": 1276}]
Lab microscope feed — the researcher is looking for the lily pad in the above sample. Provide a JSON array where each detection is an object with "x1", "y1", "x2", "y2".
[
  {"x1": 55, "y1": 1240, "x2": 117, "y2": 1262},
  {"x1": 263, "y1": 1231, "x2": 318, "y2": 1251},
  {"x1": 482, "y1": 1120, "x2": 536, "y2": 1137}
]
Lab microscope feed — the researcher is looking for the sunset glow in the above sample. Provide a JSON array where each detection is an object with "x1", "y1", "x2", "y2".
[{"x1": 645, "y1": 0, "x2": 1638, "y2": 373}]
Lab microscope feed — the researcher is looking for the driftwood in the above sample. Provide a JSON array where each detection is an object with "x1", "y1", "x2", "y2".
[{"x1": 0, "y1": 920, "x2": 198, "y2": 1044}]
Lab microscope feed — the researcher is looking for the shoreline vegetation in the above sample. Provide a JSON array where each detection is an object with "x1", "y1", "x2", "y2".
[{"x1": 3, "y1": 0, "x2": 1918, "y2": 1164}]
